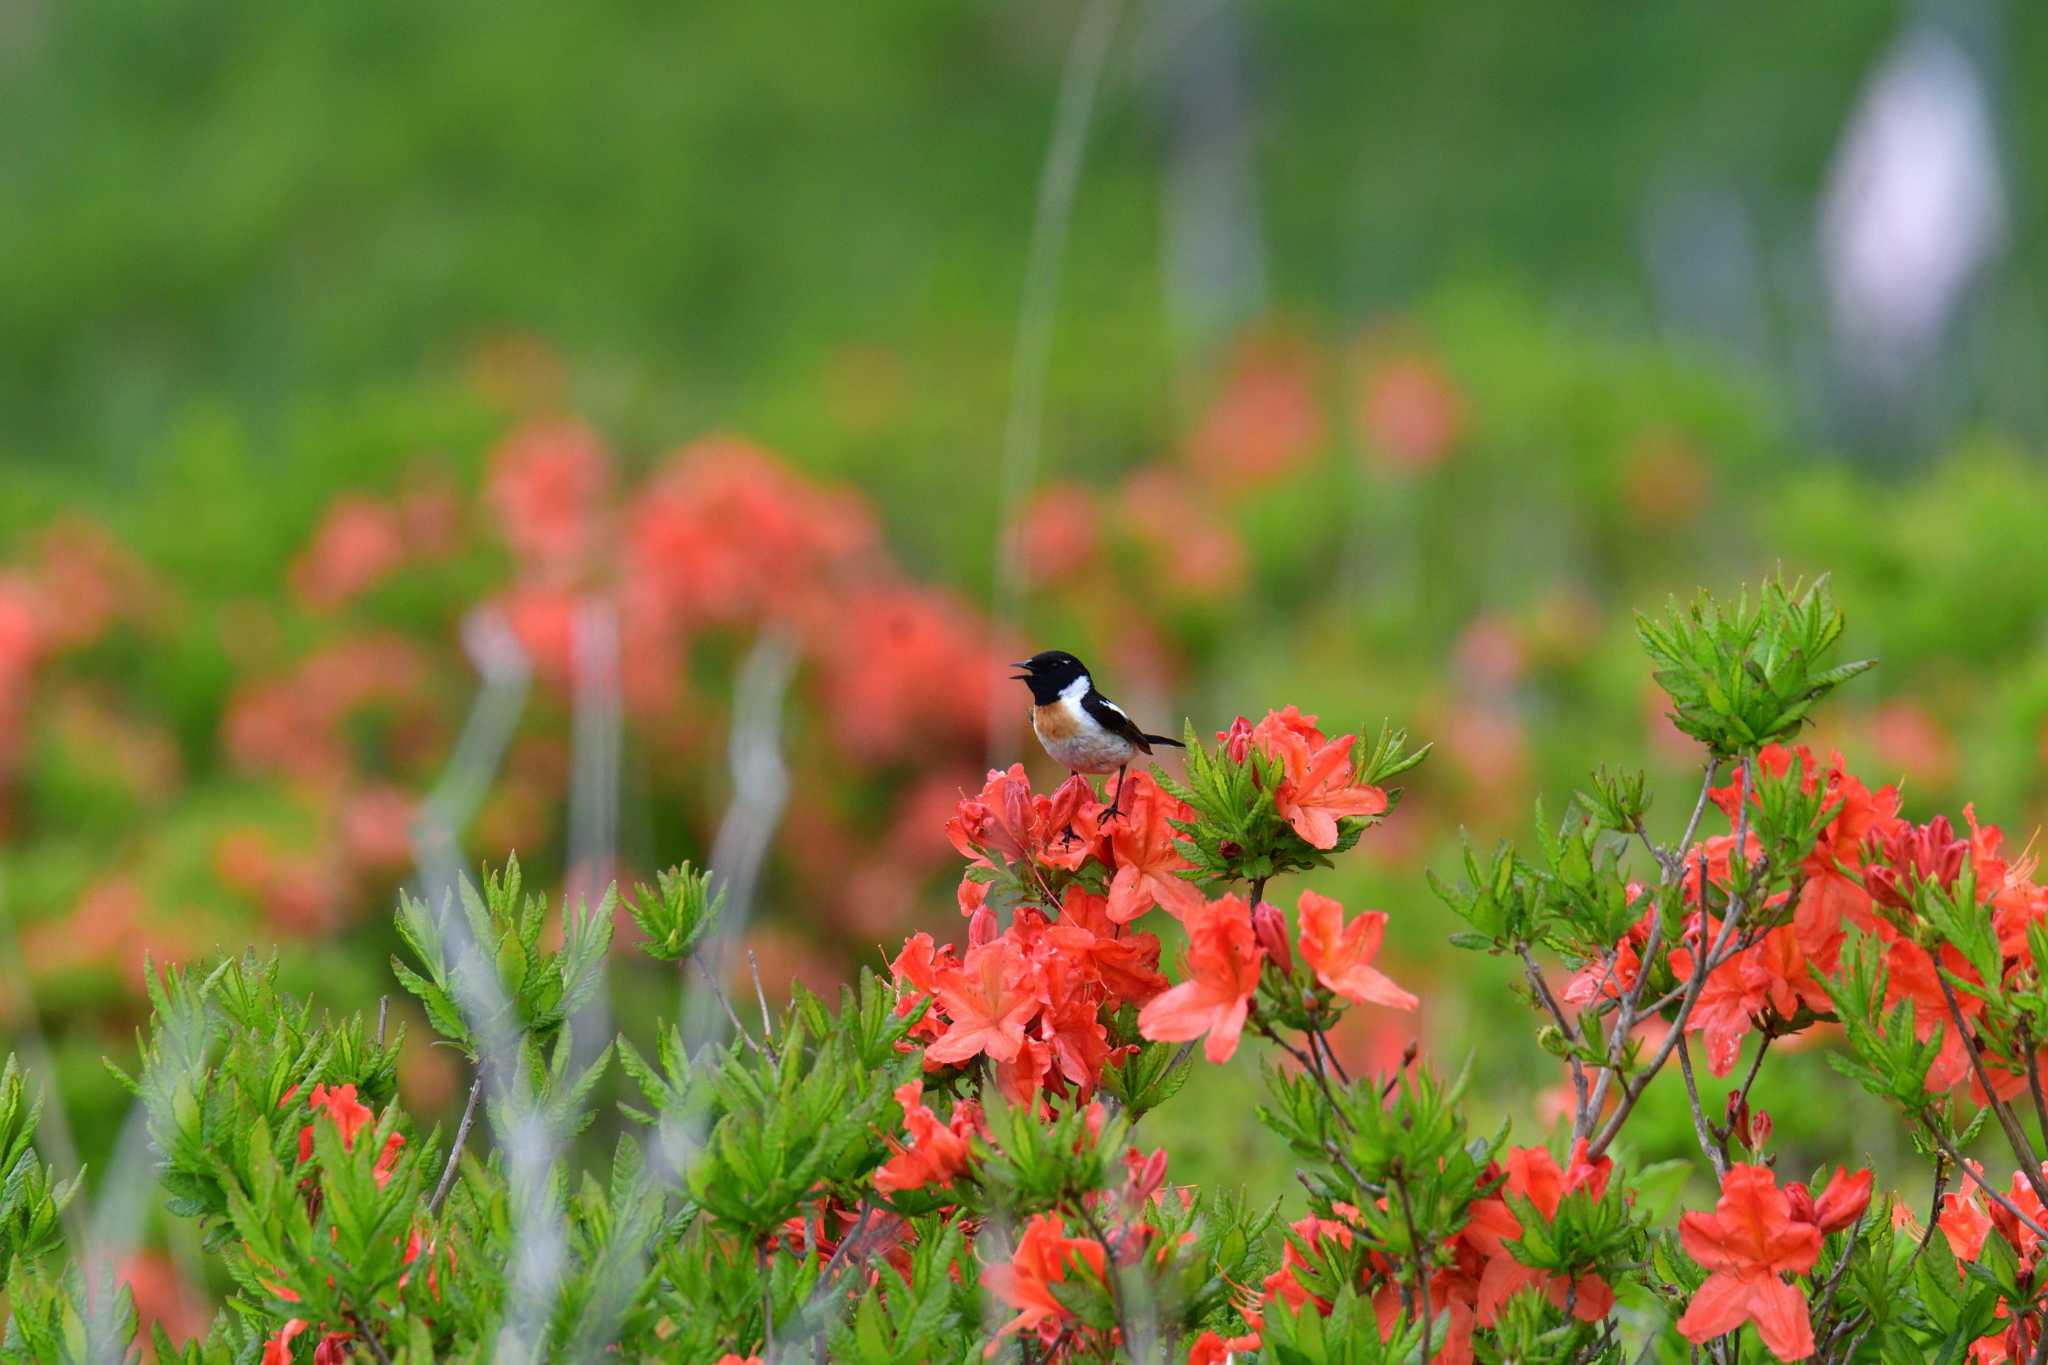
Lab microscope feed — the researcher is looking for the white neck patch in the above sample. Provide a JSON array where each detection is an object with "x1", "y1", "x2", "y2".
[{"x1": 1058, "y1": 674, "x2": 1091, "y2": 703}]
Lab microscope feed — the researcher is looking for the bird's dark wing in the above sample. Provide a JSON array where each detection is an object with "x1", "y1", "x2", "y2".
[
  {"x1": 1142, "y1": 731, "x2": 1186, "y2": 748},
  {"x1": 1081, "y1": 691, "x2": 1157, "y2": 754}
]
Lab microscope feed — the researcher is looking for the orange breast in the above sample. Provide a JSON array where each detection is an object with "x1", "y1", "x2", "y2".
[{"x1": 1032, "y1": 702, "x2": 1080, "y2": 740}]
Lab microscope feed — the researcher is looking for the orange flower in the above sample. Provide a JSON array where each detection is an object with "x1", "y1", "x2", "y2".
[
  {"x1": 1137, "y1": 896, "x2": 1263, "y2": 1063},
  {"x1": 485, "y1": 419, "x2": 612, "y2": 570},
  {"x1": 1187, "y1": 1328, "x2": 1261, "y2": 1364},
  {"x1": 1467, "y1": 1142, "x2": 1615, "y2": 1326},
  {"x1": 1106, "y1": 771, "x2": 1203, "y2": 923},
  {"x1": 982, "y1": 1213, "x2": 1107, "y2": 1347},
  {"x1": 1267, "y1": 729, "x2": 1388, "y2": 851},
  {"x1": 1044, "y1": 888, "x2": 1168, "y2": 1007},
  {"x1": 1261, "y1": 1211, "x2": 1355, "y2": 1312},
  {"x1": 307, "y1": 1083, "x2": 374, "y2": 1150},
  {"x1": 261, "y1": 1319, "x2": 307, "y2": 1365},
  {"x1": 289, "y1": 496, "x2": 407, "y2": 611},
  {"x1": 1785, "y1": 1167, "x2": 1873, "y2": 1236},
  {"x1": 1295, "y1": 891, "x2": 1417, "y2": 1011},
  {"x1": 1675, "y1": 1165, "x2": 1823, "y2": 1361},
  {"x1": 924, "y1": 943, "x2": 1038, "y2": 1067},
  {"x1": 874, "y1": 1081, "x2": 981, "y2": 1194}
]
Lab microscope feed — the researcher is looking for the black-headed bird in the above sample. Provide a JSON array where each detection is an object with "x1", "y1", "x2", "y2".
[{"x1": 1012, "y1": 650, "x2": 1184, "y2": 817}]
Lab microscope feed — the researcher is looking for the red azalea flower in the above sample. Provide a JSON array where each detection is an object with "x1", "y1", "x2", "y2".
[
  {"x1": 1137, "y1": 896, "x2": 1264, "y2": 1063},
  {"x1": 1295, "y1": 891, "x2": 1418, "y2": 1012},
  {"x1": 1785, "y1": 1167, "x2": 1873, "y2": 1235},
  {"x1": 485, "y1": 420, "x2": 613, "y2": 570},
  {"x1": 306, "y1": 1083, "x2": 374, "y2": 1151},
  {"x1": 983, "y1": 1213, "x2": 1107, "y2": 1347},
  {"x1": 1105, "y1": 772, "x2": 1203, "y2": 923},
  {"x1": 1467, "y1": 1142, "x2": 1614, "y2": 1326},
  {"x1": 874, "y1": 1081, "x2": 981, "y2": 1194},
  {"x1": 1261, "y1": 1210, "x2": 1355, "y2": 1313},
  {"x1": 1044, "y1": 887, "x2": 1168, "y2": 1007},
  {"x1": 1675, "y1": 1165, "x2": 1823, "y2": 1361},
  {"x1": 261, "y1": 1319, "x2": 307, "y2": 1365},
  {"x1": 1265, "y1": 728, "x2": 1388, "y2": 851},
  {"x1": 924, "y1": 942, "x2": 1039, "y2": 1067}
]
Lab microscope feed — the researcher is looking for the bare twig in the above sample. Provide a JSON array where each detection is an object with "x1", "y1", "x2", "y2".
[
  {"x1": 1521, "y1": 947, "x2": 1589, "y2": 1132},
  {"x1": 1807, "y1": 1209, "x2": 1867, "y2": 1338},
  {"x1": 1908, "y1": 1157, "x2": 1951, "y2": 1269},
  {"x1": 693, "y1": 953, "x2": 760, "y2": 1054},
  {"x1": 749, "y1": 948, "x2": 779, "y2": 1058},
  {"x1": 375, "y1": 995, "x2": 388, "y2": 1048},
  {"x1": 1393, "y1": 1169, "x2": 1434, "y2": 1362},
  {"x1": 426, "y1": 1071, "x2": 485, "y2": 1217},
  {"x1": 1310, "y1": 1022, "x2": 1352, "y2": 1085},
  {"x1": 1588, "y1": 762, "x2": 1758, "y2": 1160},
  {"x1": 1933, "y1": 973, "x2": 2048, "y2": 1211},
  {"x1": 2027, "y1": 1036, "x2": 2048, "y2": 1155},
  {"x1": 1920, "y1": 1112, "x2": 2048, "y2": 1243},
  {"x1": 1072, "y1": 1198, "x2": 1132, "y2": 1352},
  {"x1": 349, "y1": 1315, "x2": 395, "y2": 1365},
  {"x1": 1675, "y1": 1036, "x2": 1728, "y2": 1178}
]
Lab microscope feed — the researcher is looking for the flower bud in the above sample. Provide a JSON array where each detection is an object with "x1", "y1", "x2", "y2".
[
  {"x1": 1251, "y1": 902, "x2": 1293, "y2": 975},
  {"x1": 1216, "y1": 716, "x2": 1254, "y2": 764},
  {"x1": 967, "y1": 906, "x2": 998, "y2": 948},
  {"x1": 1808, "y1": 1166, "x2": 1873, "y2": 1233}
]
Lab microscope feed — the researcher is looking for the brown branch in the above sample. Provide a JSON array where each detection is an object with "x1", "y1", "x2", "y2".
[
  {"x1": 426, "y1": 1070, "x2": 485, "y2": 1217},
  {"x1": 693, "y1": 952, "x2": 762, "y2": 1055},
  {"x1": 1588, "y1": 762, "x2": 1764, "y2": 1161},
  {"x1": 1934, "y1": 972, "x2": 2048, "y2": 1212},
  {"x1": 1072, "y1": 1199, "x2": 1131, "y2": 1353},
  {"x1": 1675, "y1": 1035, "x2": 1728, "y2": 1179},
  {"x1": 1392, "y1": 1167, "x2": 1433, "y2": 1363},
  {"x1": 2027, "y1": 1031, "x2": 2048, "y2": 1155},
  {"x1": 1919, "y1": 1111, "x2": 2048, "y2": 1244},
  {"x1": 1521, "y1": 946, "x2": 1590, "y2": 1137}
]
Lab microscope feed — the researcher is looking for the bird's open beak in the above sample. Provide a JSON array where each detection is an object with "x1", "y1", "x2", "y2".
[{"x1": 1010, "y1": 660, "x2": 1035, "y2": 681}]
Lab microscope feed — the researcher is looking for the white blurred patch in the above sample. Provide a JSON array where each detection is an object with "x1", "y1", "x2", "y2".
[{"x1": 1820, "y1": 28, "x2": 2006, "y2": 389}]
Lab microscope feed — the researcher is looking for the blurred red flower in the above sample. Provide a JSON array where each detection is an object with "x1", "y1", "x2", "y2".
[
  {"x1": 1187, "y1": 334, "x2": 1324, "y2": 488},
  {"x1": 290, "y1": 496, "x2": 408, "y2": 610},
  {"x1": 486, "y1": 420, "x2": 613, "y2": 572},
  {"x1": 983, "y1": 1213, "x2": 1107, "y2": 1346},
  {"x1": 1354, "y1": 350, "x2": 1464, "y2": 474}
]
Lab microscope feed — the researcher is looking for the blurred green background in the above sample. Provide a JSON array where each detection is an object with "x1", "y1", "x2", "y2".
[{"x1": 4, "y1": 0, "x2": 2048, "y2": 1343}]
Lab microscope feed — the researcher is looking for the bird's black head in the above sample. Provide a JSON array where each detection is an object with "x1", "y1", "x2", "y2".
[{"x1": 1012, "y1": 650, "x2": 1090, "y2": 705}]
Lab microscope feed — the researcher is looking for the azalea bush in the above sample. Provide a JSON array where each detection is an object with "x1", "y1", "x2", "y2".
[{"x1": 0, "y1": 575, "x2": 2044, "y2": 1362}]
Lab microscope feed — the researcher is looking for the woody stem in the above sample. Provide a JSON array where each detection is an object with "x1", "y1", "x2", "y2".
[
  {"x1": 1392, "y1": 1166, "x2": 1432, "y2": 1362},
  {"x1": 1072, "y1": 1199, "x2": 1131, "y2": 1351},
  {"x1": 1918, "y1": 1110, "x2": 2048, "y2": 1244},
  {"x1": 426, "y1": 1068, "x2": 485, "y2": 1218},
  {"x1": 1520, "y1": 946, "x2": 1589, "y2": 1139},
  {"x1": 1933, "y1": 972, "x2": 2048, "y2": 1212},
  {"x1": 1674, "y1": 1035, "x2": 1726, "y2": 1179}
]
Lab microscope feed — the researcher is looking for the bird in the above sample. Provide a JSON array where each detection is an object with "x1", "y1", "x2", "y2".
[{"x1": 1011, "y1": 650, "x2": 1184, "y2": 818}]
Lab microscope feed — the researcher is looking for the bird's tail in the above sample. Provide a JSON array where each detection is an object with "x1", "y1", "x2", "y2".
[{"x1": 1143, "y1": 733, "x2": 1186, "y2": 748}]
